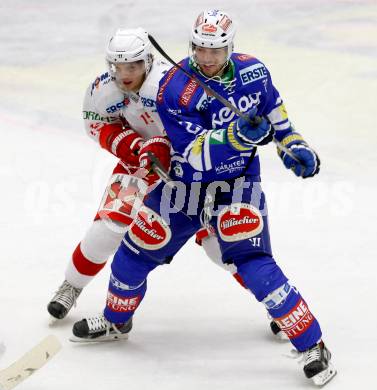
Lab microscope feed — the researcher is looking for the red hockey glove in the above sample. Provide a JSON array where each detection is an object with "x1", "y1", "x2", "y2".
[
  {"x1": 99, "y1": 123, "x2": 143, "y2": 166},
  {"x1": 138, "y1": 136, "x2": 171, "y2": 183}
]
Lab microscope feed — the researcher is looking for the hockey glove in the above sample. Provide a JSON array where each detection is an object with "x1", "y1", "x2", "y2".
[
  {"x1": 139, "y1": 136, "x2": 171, "y2": 183},
  {"x1": 99, "y1": 123, "x2": 143, "y2": 166},
  {"x1": 227, "y1": 106, "x2": 274, "y2": 151},
  {"x1": 278, "y1": 132, "x2": 320, "y2": 178}
]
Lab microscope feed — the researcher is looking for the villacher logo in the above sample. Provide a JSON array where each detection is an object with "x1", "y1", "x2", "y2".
[
  {"x1": 217, "y1": 203, "x2": 263, "y2": 242},
  {"x1": 128, "y1": 206, "x2": 172, "y2": 250}
]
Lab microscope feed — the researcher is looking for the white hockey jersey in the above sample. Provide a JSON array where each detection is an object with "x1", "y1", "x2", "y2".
[{"x1": 82, "y1": 60, "x2": 171, "y2": 144}]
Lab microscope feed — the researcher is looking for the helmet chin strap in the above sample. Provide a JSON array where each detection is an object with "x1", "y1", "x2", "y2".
[
  {"x1": 192, "y1": 58, "x2": 230, "y2": 82},
  {"x1": 190, "y1": 42, "x2": 232, "y2": 82}
]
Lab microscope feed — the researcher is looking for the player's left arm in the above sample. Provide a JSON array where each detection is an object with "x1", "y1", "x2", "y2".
[{"x1": 263, "y1": 70, "x2": 320, "y2": 178}]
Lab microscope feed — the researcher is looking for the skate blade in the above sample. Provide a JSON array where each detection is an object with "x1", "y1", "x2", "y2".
[
  {"x1": 312, "y1": 362, "x2": 337, "y2": 386},
  {"x1": 69, "y1": 333, "x2": 129, "y2": 343}
]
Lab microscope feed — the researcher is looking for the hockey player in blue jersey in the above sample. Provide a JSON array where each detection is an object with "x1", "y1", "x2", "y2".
[{"x1": 72, "y1": 10, "x2": 336, "y2": 386}]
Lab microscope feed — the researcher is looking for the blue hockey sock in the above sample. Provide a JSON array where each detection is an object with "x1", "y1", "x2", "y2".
[{"x1": 263, "y1": 282, "x2": 322, "y2": 352}]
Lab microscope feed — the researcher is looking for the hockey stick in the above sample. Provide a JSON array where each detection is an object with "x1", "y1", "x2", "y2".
[
  {"x1": 147, "y1": 151, "x2": 193, "y2": 221},
  {"x1": 148, "y1": 34, "x2": 302, "y2": 164},
  {"x1": 0, "y1": 335, "x2": 61, "y2": 390},
  {"x1": 147, "y1": 151, "x2": 215, "y2": 227}
]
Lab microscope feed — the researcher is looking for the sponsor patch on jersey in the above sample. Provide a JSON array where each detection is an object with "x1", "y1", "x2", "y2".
[
  {"x1": 128, "y1": 206, "x2": 171, "y2": 250},
  {"x1": 209, "y1": 129, "x2": 226, "y2": 145},
  {"x1": 215, "y1": 157, "x2": 245, "y2": 175},
  {"x1": 83, "y1": 110, "x2": 113, "y2": 122},
  {"x1": 90, "y1": 72, "x2": 110, "y2": 95},
  {"x1": 157, "y1": 65, "x2": 180, "y2": 103},
  {"x1": 273, "y1": 299, "x2": 315, "y2": 339},
  {"x1": 211, "y1": 93, "x2": 261, "y2": 127},
  {"x1": 236, "y1": 54, "x2": 254, "y2": 62},
  {"x1": 217, "y1": 203, "x2": 263, "y2": 242},
  {"x1": 167, "y1": 108, "x2": 182, "y2": 116},
  {"x1": 141, "y1": 97, "x2": 156, "y2": 108},
  {"x1": 106, "y1": 99, "x2": 128, "y2": 114},
  {"x1": 179, "y1": 79, "x2": 199, "y2": 107},
  {"x1": 239, "y1": 64, "x2": 268, "y2": 86},
  {"x1": 106, "y1": 291, "x2": 141, "y2": 313}
]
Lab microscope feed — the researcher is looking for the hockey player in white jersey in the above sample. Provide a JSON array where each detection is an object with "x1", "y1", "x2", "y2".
[{"x1": 47, "y1": 28, "x2": 172, "y2": 320}]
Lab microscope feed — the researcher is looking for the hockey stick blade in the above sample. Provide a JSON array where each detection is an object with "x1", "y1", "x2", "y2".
[
  {"x1": 0, "y1": 335, "x2": 61, "y2": 390},
  {"x1": 148, "y1": 34, "x2": 302, "y2": 165}
]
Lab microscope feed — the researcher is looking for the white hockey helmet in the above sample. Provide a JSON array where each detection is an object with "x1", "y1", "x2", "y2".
[
  {"x1": 191, "y1": 9, "x2": 236, "y2": 59},
  {"x1": 106, "y1": 27, "x2": 153, "y2": 76}
]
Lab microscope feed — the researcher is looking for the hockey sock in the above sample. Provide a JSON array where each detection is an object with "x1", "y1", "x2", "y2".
[{"x1": 263, "y1": 282, "x2": 322, "y2": 352}]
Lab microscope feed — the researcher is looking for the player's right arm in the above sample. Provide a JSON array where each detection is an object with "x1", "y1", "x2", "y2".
[{"x1": 82, "y1": 74, "x2": 143, "y2": 166}]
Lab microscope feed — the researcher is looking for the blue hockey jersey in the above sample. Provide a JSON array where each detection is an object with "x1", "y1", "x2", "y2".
[{"x1": 156, "y1": 53, "x2": 294, "y2": 183}]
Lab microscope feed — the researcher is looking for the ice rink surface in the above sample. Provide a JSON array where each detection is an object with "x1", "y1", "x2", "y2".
[{"x1": 0, "y1": 0, "x2": 376, "y2": 388}]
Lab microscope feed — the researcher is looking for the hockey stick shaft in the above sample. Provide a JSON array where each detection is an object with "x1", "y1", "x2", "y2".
[
  {"x1": 147, "y1": 151, "x2": 218, "y2": 228},
  {"x1": 148, "y1": 34, "x2": 301, "y2": 164},
  {"x1": 149, "y1": 35, "x2": 248, "y2": 120},
  {"x1": 147, "y1": 151, "x2": 193, "y2": 221}
]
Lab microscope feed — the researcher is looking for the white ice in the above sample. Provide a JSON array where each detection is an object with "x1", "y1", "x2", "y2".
[{"x1": 0, "y1": 0, "x2": 376, "y2": 389}]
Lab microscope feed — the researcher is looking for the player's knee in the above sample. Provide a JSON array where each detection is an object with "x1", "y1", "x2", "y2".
[
  {"x1": 81, "y1": 219, "x2": 127, "y2": 261},
  {"x1": 202, "y1": 235, "x2": 238, "y2": 273},
  {"x1": 111, "y1": 244, "x2": 160, "y2": 286},
  {"x1": 109, "y1": 272, "x2": 146, "y2": 292},
  {"x1": 261, "y1": 281, "x2": 294, "y2": 310},
  {"x1": 236, "y1": 255, "x2": 288, "y2": 301}
]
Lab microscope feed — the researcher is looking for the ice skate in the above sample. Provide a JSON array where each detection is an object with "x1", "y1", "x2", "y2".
[
  {"x1": 70, "y1": 313, "x2": 133, "y2": 343},
  {"x1": 47, "y1": 280, "x2": 83, "y2": 320},
  {"x1": 269, "y1": 320, "x2": 289, "y2": 341},
  {"x1": 302, "y1": 341, "x2": 337, "y2": 386}
]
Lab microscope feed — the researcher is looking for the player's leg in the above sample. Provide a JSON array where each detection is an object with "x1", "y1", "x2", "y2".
[
  {"x1": 71, "y1": 181, "x2": 201, "y2": 341},
  {"x1": 71, "y1": 245, "x2": 159, "y2": 341},
  {"x1": 233, "y1": 254, "x2": 335, "y2": 385},
  {"x1": 48, "y1": 164, "x2": 147, "y2": 320},
  {"x1": 211, "y1": 179, "x2": 336, "y2": 385},
  {"x1": 197, "y1": 229, "x2": 287, "y2": 340}
]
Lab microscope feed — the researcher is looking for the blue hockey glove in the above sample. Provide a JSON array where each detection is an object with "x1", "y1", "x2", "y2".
[
  {"x1": 278, "y1": 133, "x2": 320, "y2": 178},
  {"x1": 227, "y1": 107, "x2": 274, "y2": 151}
]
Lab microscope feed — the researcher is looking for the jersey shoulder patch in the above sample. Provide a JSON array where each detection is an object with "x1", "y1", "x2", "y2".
[
  {"x1": 157, "y1": 58, "x2": 201, "y2": 109},
  {"x1": 232, "y1": 53, "x2": 269, "y2": 86},
  {"x1": 89, "y1": 72, "x2": 125, "y2": 115}
]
